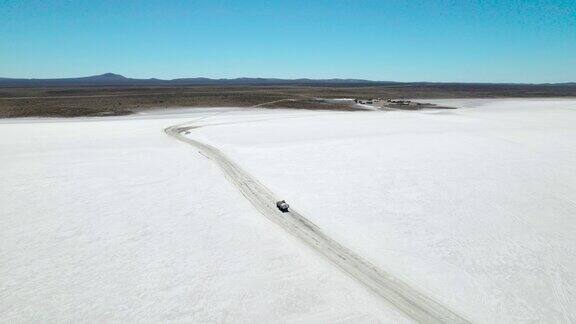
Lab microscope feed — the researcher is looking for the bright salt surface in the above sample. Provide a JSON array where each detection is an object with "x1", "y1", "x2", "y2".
[
  {"x1": 188, "y1": 99, "x2": 576, "y2": 323},
  {"x1": 0, "y1": 111, "x2": 411, "y2": 323}
]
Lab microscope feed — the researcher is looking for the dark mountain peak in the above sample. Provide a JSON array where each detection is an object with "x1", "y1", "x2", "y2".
[
  {"x1": 93, "y1": 73, "x2": 126, "y2": 79},
  {"x1": 80, "y1": 73, "x2": 127, "y2": 80}
]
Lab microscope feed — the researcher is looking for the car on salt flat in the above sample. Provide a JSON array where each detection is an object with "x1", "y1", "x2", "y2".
[{"x1": 276, "y1": 200, "x2": 290, "y2": 212}]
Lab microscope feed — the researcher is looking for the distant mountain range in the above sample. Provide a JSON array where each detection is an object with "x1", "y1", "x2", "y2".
[
  {"x1": 0, "y1": 73, "x2": 574, "y2": 87},
  {"x1": 0, "y1": 73, "x2": 395, "y2": 87}
]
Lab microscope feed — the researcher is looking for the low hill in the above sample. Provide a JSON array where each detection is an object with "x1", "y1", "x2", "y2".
[{"x1": 0, "y1": 73, "x2": 398, "y2": 87}]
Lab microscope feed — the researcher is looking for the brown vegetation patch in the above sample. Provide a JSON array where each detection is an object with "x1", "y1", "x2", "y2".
[{"x1": 1, "y1": 84, "x2": 575, "y2": 118}]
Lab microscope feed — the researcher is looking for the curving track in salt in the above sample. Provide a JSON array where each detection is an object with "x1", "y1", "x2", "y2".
[{"x1": 165, "y1": 117, "x2": 471, "y2": 324}]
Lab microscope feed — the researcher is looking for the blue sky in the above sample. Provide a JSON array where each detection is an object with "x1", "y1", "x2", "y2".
[{"x1": 1, "y1": 0, "x2": 574, "y2": 82}]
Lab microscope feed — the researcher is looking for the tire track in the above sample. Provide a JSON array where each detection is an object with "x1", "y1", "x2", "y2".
[{"x1": 165, "y1": 119, "x2": 471, "y2": 324}]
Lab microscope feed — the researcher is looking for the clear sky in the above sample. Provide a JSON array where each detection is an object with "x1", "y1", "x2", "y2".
[{"x1": 1, "y1": 0, "x2": 574, "y2": 82}]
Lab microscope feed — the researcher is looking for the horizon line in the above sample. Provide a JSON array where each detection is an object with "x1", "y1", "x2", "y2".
[{"x1": 1, "y1": 73, "x2": 575, "y2": 85}]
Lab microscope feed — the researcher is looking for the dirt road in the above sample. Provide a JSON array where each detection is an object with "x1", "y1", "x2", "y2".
[{"x1": 165, "y1": 117, "x2": 471, "y2": 324}]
